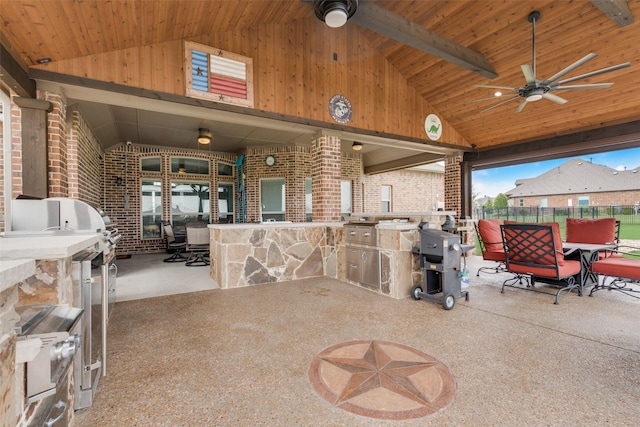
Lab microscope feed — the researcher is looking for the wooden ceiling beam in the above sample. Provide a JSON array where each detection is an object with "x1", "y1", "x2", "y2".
[
  {"x1": 0, "y1": 44, "x2": 36, "y2": 98},
  {"x1": 465, "y1": 121, "x2": 640, "y2": 170},
  {"x1": 349, "y1": 1, "x2": 498, "y2": 79},
  {"x1": 590, "y1": 0, "x2": 634, "y2": 27},
  {"x1": 364, "y1": 152, "x2": 444, "y2": 175}
]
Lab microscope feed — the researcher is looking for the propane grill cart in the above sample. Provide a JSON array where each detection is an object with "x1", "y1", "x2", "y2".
[{"x1": 411, "y1": 223, "x2": 474, "y2": 310}]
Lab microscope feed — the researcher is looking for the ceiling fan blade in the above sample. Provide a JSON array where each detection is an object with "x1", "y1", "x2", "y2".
[
  {"x1": 553, "y1": 83, "x2": 614, "y2": 90},
  {"x1": 515, "y1": 99, "x2": 528, "y2": 113},
  {"x1": 480, "y1": 95, "x2": 520, "y2": 113},
  {"x1": 542, "y1": 92, "x2": 568, "y2": 104},
  {"x1": 521, "y1": 65, "x2": 535, "y2": 84},
  {"x1": 553, "y1": 62, "x2": 631, "y2": 86},
  {"x1": 473, "y1": 84, "x2": 520, "y2": 90},
  {"x1": 541, "y1": 53, "x2": 598, "y2": 85}
]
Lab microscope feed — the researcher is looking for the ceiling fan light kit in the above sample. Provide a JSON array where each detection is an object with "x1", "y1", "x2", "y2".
[
  {"x1": 469, "y1": 10, "x2": 631, "y2": 113},
  {"x1": 313, "y1": 0, "x2": 358, "y2": 28},
  {"x1": 197, "y1": 128, "x2": 212, "y2": 144},
  {"x1": 352, "y1": 141, "x2": 363, "y2": 151}
]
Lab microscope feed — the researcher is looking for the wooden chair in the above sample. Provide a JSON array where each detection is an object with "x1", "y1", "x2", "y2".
[
  {"x1": 185, "y1": 221, "x2": 210, "y2": 266},
  {"x1": 501, "y1": 223, "x2": 582, "y2": 304},
  {"x1": 474, "y1": 219, "x2": 508, "y2": 276},
  {"x1": 162, "y1": 221, "x2": 187, "y2": 262}
]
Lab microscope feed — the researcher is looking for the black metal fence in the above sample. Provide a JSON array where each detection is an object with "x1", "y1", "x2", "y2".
[{"x1": 474, "y1": 205, "x2": 640, "y2": 226}]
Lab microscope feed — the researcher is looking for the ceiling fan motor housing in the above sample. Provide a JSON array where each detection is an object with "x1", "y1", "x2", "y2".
[{"x1": 313, "y1": 0, "x2": 359, "y2": 26}]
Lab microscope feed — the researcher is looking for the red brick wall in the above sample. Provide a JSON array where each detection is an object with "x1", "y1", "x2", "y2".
[
  {"x1": 42, "y1": 91, "x2": 68, "y2": 197},
  {"x1": 68, "y1": 110, "x2": 104, "y2": 208},
  {"x1": 445, "y1": 155, "x2": 462, "y2": 216},
  {"x1": 362, "y1": 169, "x2": 444, "y2": 213},
  {"x1": 312, "y1": 133, "x2": 342, "y2": 222}
]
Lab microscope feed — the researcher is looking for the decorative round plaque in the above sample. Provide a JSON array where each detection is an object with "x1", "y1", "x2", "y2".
[
  {"x1": 425, "y1": 114, "x2": 443, "y2": 141},
  {"x1": 328, "y1": 94, "x2": 353, "y2": 124}
]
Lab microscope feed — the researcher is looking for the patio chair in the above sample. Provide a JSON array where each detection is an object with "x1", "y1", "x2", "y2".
[
  {"x1": 501, "y1": 223, "x2": 582, "y2": 304},
  {"x1": 162, "y1": 221, "x2": 187, "y2": 262},
  {"x1": 474, "y1": 219, "x2": 508, "y2": 276},
  {"x1": 185, "y1": 221, "x2": 210, "y2": 266},
  {"x1": 565, "y1": 217, "x2": 618, "y2": 259},
  {"x1": 590, "y1": 245, "x2": 640, "y2": 299}
]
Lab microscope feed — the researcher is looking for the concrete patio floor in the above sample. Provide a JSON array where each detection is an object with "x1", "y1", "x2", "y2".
[{"x1": 73, "y1": 254, "x2": 640, "y2": 426}]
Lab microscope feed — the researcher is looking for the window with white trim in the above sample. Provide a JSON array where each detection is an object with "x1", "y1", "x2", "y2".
[
  {"x1": 341, "y1": 180, "x2": 352, "y2": 219},
  {"x1": 381, "y1": 185, "x2": 392, "y2": 212},
  {"x1": 261, "y1": 178, "x2": 285, "y2": 221},
  {"x1": 171, "y1": 181, "x2": 210, "y2": 229},
  {"x1": 141, "y1": 180, "x2": 162, "y2": 239}
]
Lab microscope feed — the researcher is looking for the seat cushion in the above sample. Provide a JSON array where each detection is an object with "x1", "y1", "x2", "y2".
[
  {"x1": 566, "y1": 218, "x2": 616, "y2": 245},
  {"x1": 483, "y1": 250, "x2": 505, "y2": 262},
  {"x1": 592, "y1": 256, "x2": 640, "y2": 279},
  {"x1": 477, "y1": 219, "x2": 502, "y2": 252},
  {"x1": 509, "y1": 259, "x2": 580, "y2": 278}
]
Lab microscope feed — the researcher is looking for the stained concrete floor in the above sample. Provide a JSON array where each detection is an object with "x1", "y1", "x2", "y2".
[{"x1": 73, "y1": 254, "x2": 640, "y2": 426}]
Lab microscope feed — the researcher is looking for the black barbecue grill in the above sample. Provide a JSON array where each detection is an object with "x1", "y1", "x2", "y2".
[{"x1": 411, "y1": 223, "x2": 473, "y2": 310}]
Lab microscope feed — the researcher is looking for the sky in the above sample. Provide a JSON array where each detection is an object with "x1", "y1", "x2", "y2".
[{"x1": 472, "y1": 147, "x2": 640, "y2": 198}]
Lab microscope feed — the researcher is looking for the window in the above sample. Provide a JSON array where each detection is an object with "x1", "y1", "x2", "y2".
[
  {"x1": 185, "y1": 41, "x2": 254, "y2": 108},
  {"x1": 540, "y1": 198, "x2": 548, "y2": 208},
  {"x1": 141, "y1": 157, "x2": 161, "y2": 172},
  {"x1": 519, "y1": 199, "x2": 524, "y2": 207},
  {"x1": 578, "y1": 196, "x2": 589, "y2": 207},
  {"x1": 261, "y1": 178, "x2": 285, "y2": 221},
  {"x1": 170, "y1": 157, "x2": 209, "y2": 175},
  {"x1": 141, "y1": 180, "x2": 162, "y2": 239},
  {"x1": 341, "y1": 180, "x2": 352, "y2": 219},
  {"x1": 381, "y1": 185, "x2": 391, "y2": 212},
  {"x1": 171, "y1": 181, "x2": 210, "y2": 229},
  {"x1": 217, "y1": 162, "x2": 234, "y2": 176},
  {"x1": 305, "y1": 178, "x2": 312, "y2": 222},
  {"x1": 218, "y1": 183, "x2": 234, "y2": 223}
]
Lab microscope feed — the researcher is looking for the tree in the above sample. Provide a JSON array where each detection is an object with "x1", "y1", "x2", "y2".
[
  {"x1": 493, "y1": 193, "x2": 508, "y2": 208},
  {"x1": 484, "y1": 198, "x2": 493, "y2": 208}
]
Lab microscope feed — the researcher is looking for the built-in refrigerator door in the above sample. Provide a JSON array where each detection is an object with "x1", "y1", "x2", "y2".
[{"x1": 72, "y1": 250, "x2": 103, "y2": 410}]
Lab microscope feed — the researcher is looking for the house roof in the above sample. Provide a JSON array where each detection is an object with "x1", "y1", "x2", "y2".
[{"x1": 505, "y1": 158, "x2": 640, "y2": 198}]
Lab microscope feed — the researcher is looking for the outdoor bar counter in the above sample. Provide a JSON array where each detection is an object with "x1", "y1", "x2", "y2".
[{"x1": 208, "y1": 211, "x2": 456, "y2": 298}]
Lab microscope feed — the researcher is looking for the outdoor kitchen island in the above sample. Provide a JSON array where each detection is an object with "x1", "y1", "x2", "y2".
[{"x1": 208, "y1": 211, "x2": 457, "y2": 298}]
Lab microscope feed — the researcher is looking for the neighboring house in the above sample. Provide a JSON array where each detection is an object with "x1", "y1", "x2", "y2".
[
  {"x1": 505, "y1": 158, "x2": 640, "y2": 208},
  {"x1": 475, "y1": 196, "x2": 493, "y2": 208}
]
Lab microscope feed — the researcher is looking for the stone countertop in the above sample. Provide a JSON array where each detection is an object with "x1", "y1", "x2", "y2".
[
  {"x1": 0, "y1": 259, "x2": 36, "y2": 292},
  {"x1": 0, "y1": 234, "x2": 100, "y2": 260}
]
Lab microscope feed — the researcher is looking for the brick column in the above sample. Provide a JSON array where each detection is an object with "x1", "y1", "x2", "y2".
[
  {"x1": 41, "y1": 91, "x2": 68, "y2": 197},
  {"x1": 311, "y1": 131, "x2": 341, "y2": 222},
  {"x1": 444, "y1": 154, "x2": 462, "y2": 217}
]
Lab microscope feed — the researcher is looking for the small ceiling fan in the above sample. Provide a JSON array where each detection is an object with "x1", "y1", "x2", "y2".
[{"x1": 468, "y1": 11, "x2": 631, "y2": 113}]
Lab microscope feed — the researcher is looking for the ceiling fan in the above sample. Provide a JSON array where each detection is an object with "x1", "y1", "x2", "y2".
[{"x1": 468, "y1": 11, "x2": 631, "y2": 113}]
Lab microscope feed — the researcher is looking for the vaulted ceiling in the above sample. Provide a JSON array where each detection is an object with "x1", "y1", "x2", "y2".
[{"x1": 1, "y1": 0, "x2": 639, "y2": 170}]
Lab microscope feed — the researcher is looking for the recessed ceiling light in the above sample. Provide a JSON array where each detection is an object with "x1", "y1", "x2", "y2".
[
  {"x1": 36, "y1": 57, "x2": 52, "y2": 64},
  {"x1": 494, "y1": 91, "x2": 502, "y2": 97}
]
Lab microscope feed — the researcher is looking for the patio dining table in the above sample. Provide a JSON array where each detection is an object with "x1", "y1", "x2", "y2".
[{"x1": 562, "y1": 242, "x2": 616, "y2": 289}]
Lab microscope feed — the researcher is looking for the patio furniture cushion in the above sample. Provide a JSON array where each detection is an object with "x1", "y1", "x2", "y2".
[
  {"x1": 566, "y1": 218, "x2": 617, "y2": 245},
  {"x1": 508, "y1": 259, "x2": 580, "y2": 278},
  {"x1": 477, "y1": 219, "x2": 502, "y2": 253},
  {"x1": 592, "y1": 256, "x2": 640, "y2": 279}
]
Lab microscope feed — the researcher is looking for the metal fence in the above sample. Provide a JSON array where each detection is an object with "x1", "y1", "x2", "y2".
[{"x1": 474, "y1": 205, "x2": 640, "y2": 226}]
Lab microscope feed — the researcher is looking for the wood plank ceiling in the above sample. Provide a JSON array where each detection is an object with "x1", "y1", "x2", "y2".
[{"x1": 1, "y1": 0, "x2": 639, "y2": 162}]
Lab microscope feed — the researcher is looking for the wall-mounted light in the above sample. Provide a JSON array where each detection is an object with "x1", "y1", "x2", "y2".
[
  {"x1": 115, "y1": 176, "x2": 122, "y2": 186},
  {"x1": 352, "y1": 141, "x2": 363, "y2": 151},
  {"x1": 313, "y1": 0, "x2": 359, "y2": 28},
  {"x1": 198, "y1": 128, "x2": 212, "y2": 144}
]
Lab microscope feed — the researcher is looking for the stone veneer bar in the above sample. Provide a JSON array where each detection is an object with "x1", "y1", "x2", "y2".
[{"x1": 208, "y1": 212, "x2": 456, "y2": 298}]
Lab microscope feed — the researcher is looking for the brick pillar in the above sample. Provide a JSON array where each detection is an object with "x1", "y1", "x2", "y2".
[
  {"x1": 41, "y1": 91, "x2": 68, "y2": 197},
  {"x1": 311, "y1": 131, "x2": 341, "y2": 222},
  {"x1": 444, "y1": 155, "x2": 462, "y2": 217}
]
